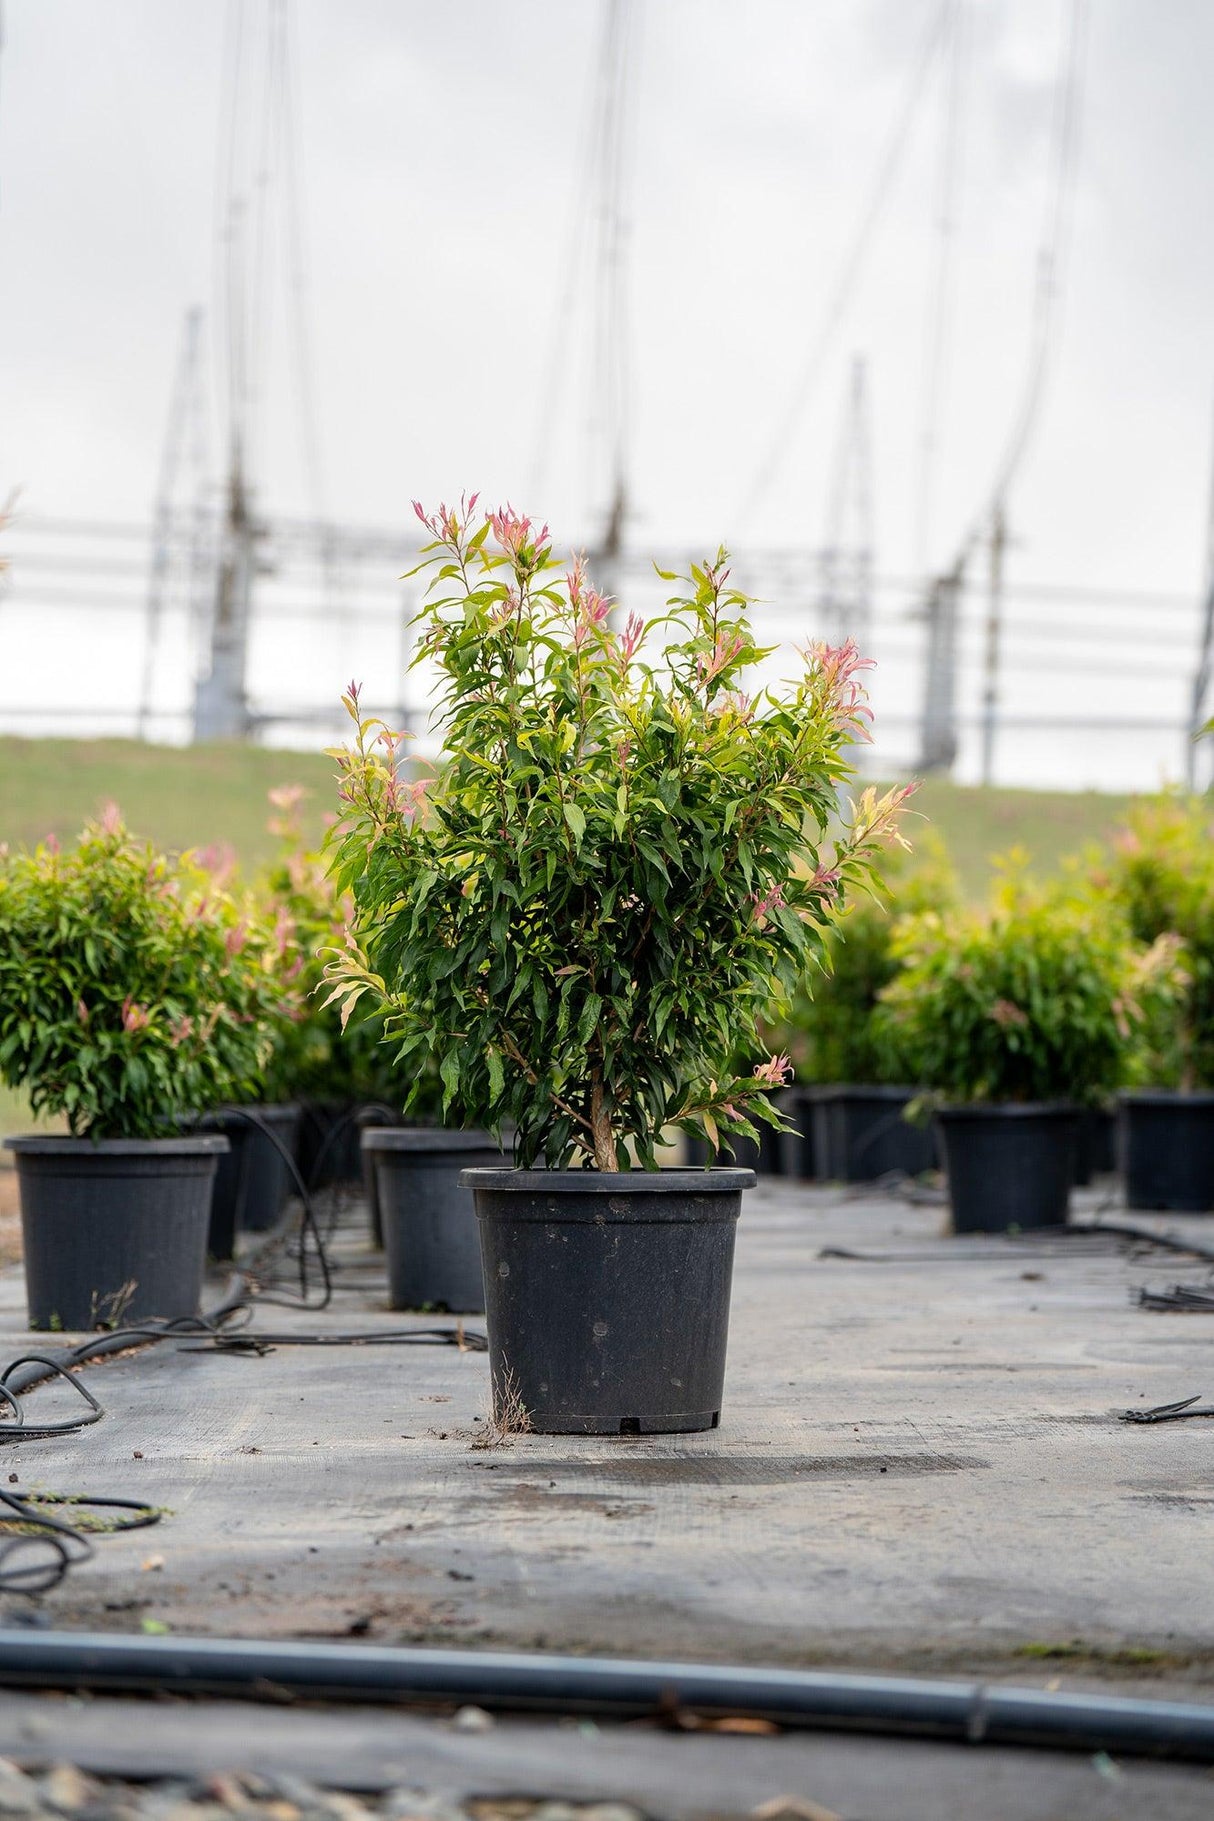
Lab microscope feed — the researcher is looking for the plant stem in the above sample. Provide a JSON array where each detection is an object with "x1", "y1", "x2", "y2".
[{"x1": 590, "y1": 1071, "x2": 617, "y2": 1171}]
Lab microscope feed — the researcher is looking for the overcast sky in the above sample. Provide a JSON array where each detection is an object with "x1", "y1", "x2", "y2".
[{"x1": 3, "y1": 0, "x2": 1213, "y2": 599}]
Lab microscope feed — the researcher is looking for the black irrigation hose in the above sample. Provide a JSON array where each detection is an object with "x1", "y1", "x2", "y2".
[
  {"x1": 1136, "y1": 1282, "x2": 1214, "y2": 1312},
  {"x1": 298, "y1": 1098, "x2": 397, "y2": 1196},
  {"x1": 1, "y1": 1632, "x2": 1214, "y2": 1763},
  {"x1": 0, "y1": 1142, "x2": 484, "y2": 1590},
  {"x1": 1072, "y1": 1218, "x2": 1214, "y2": 1264},
  {"x1": 219, "y1": 1107, "x2": 333, "y2": 1311},
  {"x1": 179, "y1": 1326, "x2": 487, "y2": 1356},
  {"x1": 0, "y1": 1491, "x2": 161, "y2": 1596}
]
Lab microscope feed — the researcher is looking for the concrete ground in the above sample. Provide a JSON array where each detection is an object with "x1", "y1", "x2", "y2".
[{"x1": 0, "y1": 1175, "x2": 1213, "y2": 1816}]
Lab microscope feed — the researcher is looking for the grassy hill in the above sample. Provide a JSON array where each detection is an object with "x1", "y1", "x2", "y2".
[
  {"x1": 0, "y1": 739, "x2": 1141, "y2": 1140},
  {"x1": 0, "y1": 736, "x2": 1134, "y2": 897},
  {"x1": 0, "y1": 737, "x2": 337, "y2": 872}
]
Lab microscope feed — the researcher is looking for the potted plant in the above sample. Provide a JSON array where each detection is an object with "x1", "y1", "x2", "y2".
[
  {"x1": 875, "y1": 879, "x2": 1179, "y2": 1233},
  {"x1": 325, "y1": 498, "x2": 908, "y2": 1431},
  {"x1": 254, "y1": 789, "x2": 406, "y2": 1215},
  {"x1": 253, "y1": 789, "x2": 502, "y2": 1290},
  {"x1": 0, "y1": 812, "x2": 280, "y2": 1328},
  {"x1": 1104, "y1": 796, "x2": 1214, "y2": 1210},
  {"x1": 175, "y1": 825, "x2": 305, "y2": 1256},
  {"x1": 774, "y1": 844, "x2": 954, "y2": 1182}
]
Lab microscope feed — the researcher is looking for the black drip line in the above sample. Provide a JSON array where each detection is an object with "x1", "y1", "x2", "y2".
[{"x1": 0, "y1": 1102, "x2": 485, "y2": 1594}]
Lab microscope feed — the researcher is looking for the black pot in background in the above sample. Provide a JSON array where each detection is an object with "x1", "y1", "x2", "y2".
[
  {"x1": 936, "y1": 1103, "x2": 1078, "y2": 1234},
  {"x1": 191, "y1": 1105, "x2": 301, "y2": 1257},
  {"x1": 3, "y1": 1134, "x2": 227, "y2": 1331},
  {"x1": 463, "y1": 1166, "x2": 754, "y2": 1435},
  {"x1": 776, "y1": 1089, "x2": 817, "y2": 1181},
  {"x1": 1072, "y1": 1105, "x2": 1118, "y2": 1187},
  {"x1": 684, "y1": 1123, "x2": 782, "y2": 1174},
  {"x1": 809, "y1": 1085, "x2": 936, "y2": 1182},
  {"x1": 296, "y1": 1100, "x2": 363, "y2": 1191},
  {"x1": 356, "y1": 1105, "x2": 403, "y2": 1249},
  {"x1": 1120, "y1": 1091, "x2": 1214, "y2": 1212},
  {"x1": 362, "y1": 1128, "x2": 508, "y2": 1311}
]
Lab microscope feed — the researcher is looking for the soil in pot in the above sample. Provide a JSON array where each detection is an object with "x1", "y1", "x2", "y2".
[
  {"x1": 936, "y1": 1104, "x2": 1078, "y2": 1234},
  {"x1": 362, "y1": 1128, "x2": 508, "y2": 1311},
  {"x1": 809, "y1": 1085, "x2": 936, "y2": 1182},
  {"x1": 463, "y1": 1166, "x2": 754, "y2": 1435},
  {"x1": 3, "y1": 1134, "x2": 227, "y2": 1331},
  {"x1": 1120, "y1": 1091, "x2": 1214, "y2": 1212}
]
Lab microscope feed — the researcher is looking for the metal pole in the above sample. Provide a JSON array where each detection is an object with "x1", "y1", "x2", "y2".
[
  {"x1": 1186, "y1": 402, "x2": 1214, "y2": 790},
  {"x1": 917, "y1": 558, "x2": 962, "y2": 774},
  {"x1": 980, "y1": 501, "x2": 1006, "y2": 786},
  {"x1": 192, "y1": 452, "x2": 255, "y2": 742}
]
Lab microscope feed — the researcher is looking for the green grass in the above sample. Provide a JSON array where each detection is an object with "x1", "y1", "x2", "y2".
[
  {"x1": 0, "y1": 740, "x2": 1143, "y2": 1139},
  {"x1": 0, "y1": 737, "x2": 336, "y2": 872},
  {"x1": 903, "y1": 779, "x2": 1134, "y2": 902},
  {"x1": 0, "y1": 737, "x2": 1137, "y2": 896}
]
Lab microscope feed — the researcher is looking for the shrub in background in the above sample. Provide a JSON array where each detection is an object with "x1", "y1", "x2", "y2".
[
  {"x1": 875, "y1": 871, "x2": 1181, "y2": 1107},
  {"x1": 0, "y1": 810, "x2": 282, "y2": 1139},
  {"x1": 771, "y1": 837, "x2": 956, "y2": 1087},
  {"x1": 1102, "y1": 794, "x2": 1214, "y2": 1089},
  {"x1": 255, "y1": 787, "x2": 407, "y2": 1112}
]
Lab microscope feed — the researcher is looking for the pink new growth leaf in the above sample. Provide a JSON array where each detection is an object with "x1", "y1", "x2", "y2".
[
  {"x1": 804, "y1": 637, "x2": 876, "y2": 729},
  {"x1": 753, "y1": 1053, "x2": 793, "y2": 1087},
  {"x1": 618, "y1": 611, "x2": 645, "y2": 662},
  {"x1": 489, "y1": 504, "x2": 550, "y2": 561},
  {"x1": 751, "y1": 884, "x2": 785, "y2": 927},
  {"x1": 699, "y1": 631, "x2": 746, "y2": 688},
  {"x1": 121, "y1": 996, "x2": 150, "y2": 1035}
]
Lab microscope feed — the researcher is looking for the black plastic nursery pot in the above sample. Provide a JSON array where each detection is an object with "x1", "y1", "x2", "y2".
[
  {"x1": 356, "y1": 1105, "x2": 402, "y2": 1249},
  {"x1": 1120, "y1": 1091, "x2": 1214, "y2": 1212},
  {"x1": 809, "y1": 1084, "x2": 936, "y2": 1183},
  {"x1": 3, "y1": 1134, "x2": 228, "y2": 1331},
  {"x1": 1073, "y1": 1104, "x2": 1118, "y2": 1187},
  {"x1": 296, "y1": 1099, "x2": 363, "y2": 1191},
  {"x1": 191, "y1": 1104, "x2": 301, "y2": 1258},
  {"x1": 462, "y1": 1167, "x2": 755, "y2": 1435},
  {"x1": 362, "y1": 1128, "x2": 507, "y2": 1312},
  {"x1": 776, "y1": 1089, "x2": 817, "y2": 1181},
  {"x1": 936, "y1": 1103, "x2": 1079, "y2": 1234}
]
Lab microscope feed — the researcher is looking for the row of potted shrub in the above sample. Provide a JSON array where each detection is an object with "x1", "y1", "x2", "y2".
[
  {"x1": 746, "y1": 800, "x2": 1214, "y2": 1231},
  {"x1": 3, "y1": 498, "x2": 1213, "y2": 1439},
  {"x1": 0, "y1": 506, "x2": 910, "y2": 1438}
]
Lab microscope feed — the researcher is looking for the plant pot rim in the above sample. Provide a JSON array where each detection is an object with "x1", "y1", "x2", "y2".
[
  {"x1": 4, "y1": 1133, "x2": 231, "y2": 1156},
  {"x1": 804, "y1": 1083, "x2": 920, "y2": 1102},
  {"x1": 1118, "y1": 1088, "x2": 1214, "y2": 1106},
  {"x1": 189, "y1": 1101, "x2": 301, "y2": 1122},
  {"x1": 362, "y1": 1127, "x2": 500, "y2": 1154},
  {"x1": 459, "y1": 1166, "x2": 756, "y2": 1192},
  {"x1": 936, "y1": 1100, "x2": 1079, "y2": 1120}
]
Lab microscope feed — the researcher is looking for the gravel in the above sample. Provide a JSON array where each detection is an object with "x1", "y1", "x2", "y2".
[{"x1": 0, "y1": 1760, "x2": 651, "y2": 1821}]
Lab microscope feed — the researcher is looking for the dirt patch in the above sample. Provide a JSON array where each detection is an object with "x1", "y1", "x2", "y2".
[{"x1": 482, "y1": 1481, "x2": 656, "y2": 1518}]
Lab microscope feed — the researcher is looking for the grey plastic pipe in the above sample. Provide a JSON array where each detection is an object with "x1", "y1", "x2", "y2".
[{"x1": 0, "y1": 1632, "x2": 1211, "y2": 1762}]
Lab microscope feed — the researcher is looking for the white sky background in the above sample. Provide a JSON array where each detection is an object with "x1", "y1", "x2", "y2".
[{"x1": 1, "y1": 0, "x2": 1213, "y2": 785}]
